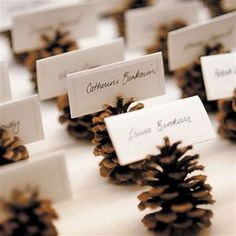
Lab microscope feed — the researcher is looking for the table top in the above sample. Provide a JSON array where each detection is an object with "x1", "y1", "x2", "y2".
[{"x1": 0, "y1": 15, "x2": 235, "y2": 236}]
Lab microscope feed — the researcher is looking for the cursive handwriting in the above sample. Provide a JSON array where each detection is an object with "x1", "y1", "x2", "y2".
[
  {"x1": 157, "y1": 116, "x2": 192, "y2": 132},
  {"x1": 128, "y1": 127, "x2": 152, "y2": 141},
  {"x1": 86, "y1": 80, "x2": 119, "y2": 94},
  {"x1": 122, "y1": 67, "x2": 157, "y2": 86},
  {"x1": 1, "y1": 120, "x2": 20, "y2": 134}
]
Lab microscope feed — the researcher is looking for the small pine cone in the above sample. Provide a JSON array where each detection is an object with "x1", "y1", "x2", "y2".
[
  {"x1": 138, "y1": 137, "x2": 214, "y2": 236},
  {"x1": 146, "y1": 20, "x2": 187, "y2": 75},
  {"x1": 24, "y1": 30, "x2": 78, "y2": 90},
  {"x1": 57, "y1": 94, "x2": 95, "y2": 140},
  {"x1": 217, "y1": 89, "x2": 236, "y2": 141},
  {"x1": 202, "y1": 0, "x2": 236, "y2": 17},
  {"x1": 0, "y1": 186, "x2": 58, "y2": 236},
  {"x1": 113, "y1": 0, "x2": 154, "y2": 37},
  {"x1": 175, "y1": 43, "x2": 228, "y2": 112},
  {"x1": 92, "y1": 96, "x2": 146, "y2": 184},
  {"x1": 0, "y1": 128, "x2": 29, "y2": 166}
]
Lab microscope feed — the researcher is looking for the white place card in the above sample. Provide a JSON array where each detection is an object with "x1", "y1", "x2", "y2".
[
  {"x1": 0, "y1": 95, "x2": 44, "y2": 144},
  {"x1": 67, "y1": 52, "x2": 165, "y2": 118},
  {"x1": 0, "y1": 0, "x2": 60, "y2": 32},
  {"x1": 12, "y1": 2, "x2": 98, "y2": 53},
  {"x1": 89, "y1": 0, "x2": 123, "y2": 15},
  {"x1": 37, "y1": 38, "x2": 125, "y2": 100},
  {"x1": 0, "y1": 151, "x2": 72, "y2": 202},
  {"x1": 168, "y1": 12, "x2": 236, "y2": 70},
  {"x1": 126, "y1": 2, "x2": 199, "y2": 48},
  {"x1": 105, "y1": 96, "x2": 215, "y2": 166},
  {"x1": 201, "y1": 52, "x2": 236, "y2": 101},
  {"x1": 0, "y1": 61, "x2": 12, "y2": 103}
]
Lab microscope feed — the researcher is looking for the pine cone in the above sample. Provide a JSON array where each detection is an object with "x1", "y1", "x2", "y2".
[
  {"x1": 57, "y1": 94, "x2": 95, "y2": 140},
  {"x1": 146, "y1": 20, "x2": 187, "y2": 75},
  {"x1": 138, "y1": 137, "x2": 214, "y2": 236},
  {"x1": 175, "y1": 43, "x2": 228, "y2": 112},
  {"x1": 217, "y1": 89, "x2": 236, "y2": 141},
  {"x1": 0, "y1": 128, "x2": 29, "y2": 166},
  {"x1": 202, "y1": 0, "x2": 236, "y2": 17},
  {"x1": 92, "y1": 96, "x2": 147, "y2": 184},
  {"x1": 24, "y1": 30, "x2": 78, "y2": 90},
  {"x1": 0, "y1": 187, "x2": 58, "y2": 236},
  {"x1": 113, "y1": 0, "x2": 154, "y2": 37}
]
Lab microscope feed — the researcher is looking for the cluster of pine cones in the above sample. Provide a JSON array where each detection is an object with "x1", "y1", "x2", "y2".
[
  {"x1": 0, "y1": 128, "x2": 29, "y2": 166},
  {"x1": 175, "y1": 43, "x2": 228, "y2": 112},
  {"x1": 202, "y1": 0, "x2": 236, "y2": 17},
  {"x1": 146, "y1": 20, "x2": 187, "y2": 75},
  {"x1": 113, "y1": 0, "x2": 155, "y2": 37},
  {"x1": 217, "y1": 89, "x2": 236, "y2": 141},
  {"x1": 0, "y1": 187, "x2": 58, "y2": 236}
]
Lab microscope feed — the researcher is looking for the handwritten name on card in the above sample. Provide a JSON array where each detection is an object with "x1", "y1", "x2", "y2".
[
  {"x1": 0, "y1": 95, "x2": 44, "y2": 144},
  {"x1": 67, "y1": 53, "x2": 165, "y2": 118},
  {"x1": 105, "y1": 96, "x2": 215, "y2": 166},
  {"x1": 201, "y1": 52, "x2": 236, "y2": 101},
  {"x1": 37, "y1": 39, "x2": 125, "y2": 100},
  {"x1": 126, "y1": 2, "x2": 199, "y2": 48},
  {"x1": 0, "y1": 151, "x2": 72, "y2": 202},
  {"x1": 0, "y1": 0, "x2": 59, "y2": 32},
  {"x1": 0, "y1": 61, "x2": 11, "y2": 103},
  {"x1": 12, "y1": 2, "x2": 98, "y2": 53},
  {"x1": 168, "y1": 12, "x2": 236, "y2": 70}
]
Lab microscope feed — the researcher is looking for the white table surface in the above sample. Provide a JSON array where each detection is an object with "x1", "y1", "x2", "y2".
[{"x1": 0, "y1": 13, "x2": 236, "y2": 236}]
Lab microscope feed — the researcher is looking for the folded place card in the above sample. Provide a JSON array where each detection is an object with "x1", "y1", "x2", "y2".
[
  {"x1": 105, "y1": 96, "x2": 215, "y2": 166},
  {"x1": 91, "y1": 0, "x2": 123, "y2": 15},
  {"x1": 168, "y1": 12, "x2": 236, "y2": 70},
  {"x1": 0, "y1": 0, "x2": 58, "y2": 32},
  {"x1": 0, "y1": 95, "x2": 44, "y2": 144},
  {"x1": 12, "y1": 2, "x2": 98, "y2": 53},
  {"x1": 37, "y1": 38, "x2": 125, "y2": 100},
  {"x1": 201, "y1": 52, "x2": 236, "y2": 101},
  {"x1": 67, "y1": 52, "x2": 165, "y2": 118},
  {"x1": 0, "y1": 61, "x2": 11, "y2": 103},
  {"x1": 126, "y1": 2, "x2": 199, "y2": 48},
  {"x1": 0, "y1": 151, "x2": 72, "y2": 202}
]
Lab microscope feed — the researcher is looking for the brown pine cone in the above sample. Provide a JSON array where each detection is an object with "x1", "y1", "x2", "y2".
[
  {"x1": 57, "y1": 94, "x2": 95, "y2": 140},
  {"x1": 202, "y1": 0, "x2": 236, "y2": 17},
  {"x1": 217, "y1": 89, "x2": 236, "y2": 141},
  {"x1": 138, "y1": 137, "x2": 214, "y2": 236},
  {"x1": 92, "y1": 96, "x2": 147, "y2": 184},
  {"x1": 24, "y1": 30, "x2": 78, "y2": 90},
  {"x1": 146, "y1": 20, "x2": 187, "y2": 75},
  {"x1": 175, "y1": 43, "x2": 228, "y2": 112},
  {"x1": 113, "y1": 0, "x2": 155, "y2": 37},
  {"x1": 0, "y1": 186, "x2": 58, "y2": 236},
  {"x1": 0, "y1": 128, "x2": 29, "y2": 166}
]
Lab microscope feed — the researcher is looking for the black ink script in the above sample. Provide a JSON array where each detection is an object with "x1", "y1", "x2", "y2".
[
  {"x1": 128, "y1": 127, "x2": 152, "y2": 141},
  {"x1": 157, "y1": 116, "x2": 192, "y2": 132},
  {"x1": 86, "y1": 80, "x2": 119, "y2": 94}
]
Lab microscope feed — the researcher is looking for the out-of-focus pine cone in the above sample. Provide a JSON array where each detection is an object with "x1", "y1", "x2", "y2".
[
  {"x1": 0, "y1": 128, "x2": 29, "y2": 166},
  {"x1": 0, "y1": 187, "x2": 58, "y2": 236},
  {"x1": 146, "y1": 20, "x2": 187, "y2": 75},
  {"x1": 217, "y1": 89, "x2": 236, "y2": 141},
  {"x1": 57, "y1": 94, "x2": 95, "y2": 140},
  {"x1": 202, "y1": 0, "x2": 236, "y2": 17},
  {"x1": 92, "y1": 96, "x2": 147, "y2": 184},
  {"x1": 24, "y1": 30, "x2": 78, "y2": 90},
  {"x1": 1, "y1": 30, "x2": 28, "y2": 64},
  {"x1": 138, "y1": 137, "x2": 214, "y2": 236},
  {"x1": 113, "y1": 0, "x2": 155, "y2": 37},
  {"x1": 175, "y1": 43, "x2": 228, "y2": 112}
]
